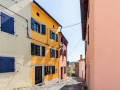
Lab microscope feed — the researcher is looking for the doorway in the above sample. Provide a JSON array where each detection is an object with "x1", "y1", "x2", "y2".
[
  {"x1": 61, "y1": 67, "x2": 64, "y2": 80},
  {"x1": 35, "y1": 66, "x2": 43, "y2": 85}
]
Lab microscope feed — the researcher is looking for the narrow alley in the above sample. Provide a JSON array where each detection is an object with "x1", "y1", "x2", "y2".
[{"x1": 22, "y1": 77, "x2": 85, "y2": 90}]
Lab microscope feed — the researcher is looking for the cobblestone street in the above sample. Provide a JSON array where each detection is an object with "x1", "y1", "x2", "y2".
[{"x1": 22, "y1": 77, "x2": 84, "y2": 90}]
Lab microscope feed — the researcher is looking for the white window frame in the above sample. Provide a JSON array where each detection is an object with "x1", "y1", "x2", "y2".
[
  {"x1": 0, "y1": 55, "x2": 16, "y2": 75},
  {"x1": 0, "y1": 12, "x2": 16, "y2": 36}
]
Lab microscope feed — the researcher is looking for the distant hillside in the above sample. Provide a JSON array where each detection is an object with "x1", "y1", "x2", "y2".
[{"x1": 69, "y1": 62, "x2": 75, "y2": 65}]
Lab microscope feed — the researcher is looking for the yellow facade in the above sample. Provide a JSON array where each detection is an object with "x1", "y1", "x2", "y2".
[{"x1": 31, "y1": 3, "x2": 60, "y2": 86}]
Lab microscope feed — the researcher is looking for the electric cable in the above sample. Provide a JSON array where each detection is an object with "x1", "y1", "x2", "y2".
[
  {"x1": 62, "y1": 22, "x2": 81, "y2": 28},
  {"x1": 69, "y1": 39, "x2": 81, "y2": 54}
]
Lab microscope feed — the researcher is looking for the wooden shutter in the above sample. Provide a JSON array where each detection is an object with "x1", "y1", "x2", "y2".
[
  {"x1": 56, "y1": 50, "x2": 58, "y2": 58},
  {"x1": 50, "y1": 30, "x2": 52, "y2": 39},
  {"x1": 1, "y1": 12, "x2": 14, "y2": 35},
  {"x1": 50, "y1": 48, "x2": 52, "y2": 57},
  {"x1": 64, "y1": 50, "x2": 66, "y2": 56},
  {"x1": 52, "y1": 66, "x2": 55, "y2": 74},
  {"x1": 31, "y1": 43, "x2": 34, "y2": 55},
  {"x1": 53, "y1": 49, "x2": 55, "y2": 58},
  {"x1": 60, "y1": 49, "x2": 63, "y2": 55},
  {"x1": 0, "y1": 57, "x2": 15, "y2": 73},
  {"x1": 42, "y1": 25, "x2": 46, "y2": 34},
  {"x1": 44, "y1": 66, "x2": 47, "y2": 76},
  {"x1": 56, "y1": 34, "x2": 58, "y2": 42},
  {"x1": 42, "y1": 46, "x2": 45, "y2": 56},
  {"x1": 31, "y1": 18, "x2": 35, "y2": 30}
]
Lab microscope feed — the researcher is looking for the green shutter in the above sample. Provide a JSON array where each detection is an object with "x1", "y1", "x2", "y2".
[
  {"x1": 42, "y1": 25, "x2": 46, "y2": 34},
  {"x1": 31, "y1": 43, "x2": 34, "y2": 55},
  {"x1": 42, "y1": 46, "x2": 45, "y2": 56},
  {"x1": 50, "y1": 48, "x2": 52, "y2": 57},
  {"x1": 56, "y1": 50, "x2": 58, "y2": 58},
  {"x1": 31, "y1": 18, "x2": 35, "y2": 30},
  {"x1": 50, "y1": 30, "x2": 52, "y2": 39},
  {"x1": 56, "y1": 34, "x2": 58, "y2": 42}
]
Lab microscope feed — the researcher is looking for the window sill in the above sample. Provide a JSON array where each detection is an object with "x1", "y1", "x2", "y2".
[
  {"x1": 32, "y1": 30, "x2": 42, "y2": 35},
  {"x1": 0, "y1": 71, "x2": 17, "y2": 75},
  {"x1": 51, "y1": 57, "x2": 57, "y2": 59},
  {"x1": 51, "y1": 38, "x2": 57, "y2": 42},
  {"x1": 0, "y1": 31, "x2": 17, "y2": 37},
  {"x1": 31, "y1": 55, "x2": 42, "y2": 57}
]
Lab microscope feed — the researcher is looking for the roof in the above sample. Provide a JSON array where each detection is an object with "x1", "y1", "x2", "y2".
[
  {"x1": 80, "y1": 0, "x2": 88, "y2": 40},
  {"x1": 78, "y1": 59, "x2": 85, "y2": 62},
  {"x1": 59, "y1": 32, "x2": 68, "y2": 43},
  {"x1": 33, "y1": 0, "x2": 62, "y2": 27}
]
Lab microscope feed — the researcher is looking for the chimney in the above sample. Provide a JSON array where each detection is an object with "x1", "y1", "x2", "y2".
[{"x1": 80, "y1": 55, "x2": 82, "y2": 60}]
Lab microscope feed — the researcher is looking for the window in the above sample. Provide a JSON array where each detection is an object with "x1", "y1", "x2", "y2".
[
  {"x1": 31, "y1": 43, "x2": 45, "y2": 57},
  {"x1": 0, "y1": 12, "x2": 14, "y2": 35},
  {"x1": 64, "y1": 50, "x2": 66, "y2": 56},
  {"x1": 60, "y1": 48, "x2": 63, "y2": 56},
  {"x1": 31, "y1": 18, "x2": 46, "y2": 34},
  {"x1": 34, "y1": 45, "x2": 40, "y2": 56},
  {"x1": 53, "y1": 25, "x2": 54, "y2": 28},
  {"x1": 50, "y1": 48, "x2": 58, "y2": 58},
  {"x1": 61, "y1": 37, "x2": 63, "y2": 43},
  {"x1": 45, "y1": 66, "x2": 52, "y2": 76},
  {"x1": 0, "y1": 57, "x2": 15, "y2": 73},
  {"x1": 34, "y1": 22, "x2": 40, "y2": 33},
  {"x1": 45, "y1": 66, "x2": 55, "y2": 76},
  {"x1": 36, "y1": 12, "x2": 40, "y2": 17},
  {"x1": 50, "y1": 30, "x2": 58, "y2": 42}
]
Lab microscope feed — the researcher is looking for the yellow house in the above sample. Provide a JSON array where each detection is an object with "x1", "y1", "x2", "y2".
[{"x1": 31, "y1": 1, "x2": 62, "y2": 86}]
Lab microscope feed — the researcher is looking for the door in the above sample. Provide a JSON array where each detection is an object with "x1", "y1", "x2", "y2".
[
  {"x1": 35, "y1": 66, "x2": 43, "y2": 85},
  {"x1": 61, "y1": 67, "x2": 63, "y2": 79}
]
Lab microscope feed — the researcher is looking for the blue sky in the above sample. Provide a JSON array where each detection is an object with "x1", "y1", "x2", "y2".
[{"x1": 34, "y1": 0, "x2": 85, "y2": 62}]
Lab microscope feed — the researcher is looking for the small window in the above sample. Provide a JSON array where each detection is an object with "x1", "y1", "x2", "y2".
[
  {"x1": 31, "y1": 18, "x2": 46, "y2": 35},
  {"x1": 36, "y1": 12, "x2": 40, "y2": 17},
  {"x1": 53, "y1": 25, "x2": 55, "y2": 28},
  {"x1": 50, "y1": 48, "x2": 58, "y2": 58},
  {"x1": 31, "y1": 43, "x2": 45, "y2": 57},
  {"x1": 45, "y1": 66, "x2": 52, "y2": 76},
  {"x1": 34, "y1": 22, "x2": 40, "y2": 33},
  {"x1": 0, "y1": 57, "x2": 15, "y2": 73},
  {"x1": 34, "y1": 45, "x2": 40, "y2": 56},
  {"x1": 1, "y1": 12, "x2": 14, "y2": 35},
  {"x1": 64, "y1": 50, "x2": 66, "y2": 56},
  {"x1": 50, "y1": 30, "x2": 58, "y2": 42},
  {"x1": 60, "y1": 49, "x2": 63, "y2": 56}
]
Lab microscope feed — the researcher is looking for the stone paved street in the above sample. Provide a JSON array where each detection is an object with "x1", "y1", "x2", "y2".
[{"x1": 22, "y1": 77, "x2": 85, "y2": 90}]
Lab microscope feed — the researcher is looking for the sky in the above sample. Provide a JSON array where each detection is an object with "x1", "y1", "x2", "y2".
[{"x1": 34, "y1": 0, "x2": 85, "y2": 62}]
